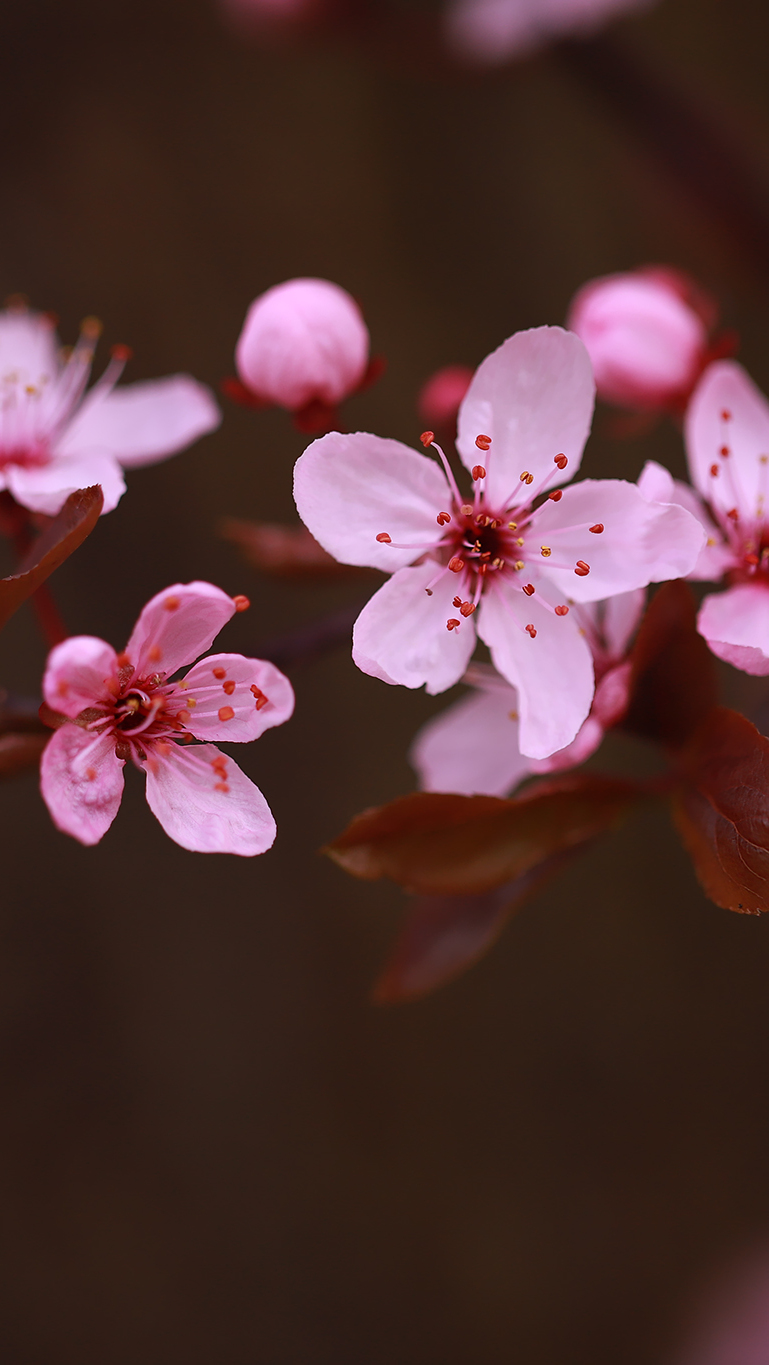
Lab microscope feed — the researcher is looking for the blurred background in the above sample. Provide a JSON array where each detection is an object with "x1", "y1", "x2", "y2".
[{"x1": 1, "y1": 0, "x2": 769, "y2": 1360}]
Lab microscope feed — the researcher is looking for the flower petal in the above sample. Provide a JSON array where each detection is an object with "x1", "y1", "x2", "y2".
[
  {"x1": 40, "y1": 724, "x2": 124, "y2": 846},
  {"x1": 144, "y1": 743, "x2": 276, "y2": 855},
  {"x1": 293, "y1": 431, "x2": 450, "y2": 571},
  {"x1": 180, "y1": 654, "x2": 295, "y2": 742},
  {"x1": 5, "y1": 452, "x2": 126, "y2": 515},
  {"x1": 0, "y1": 309, "x2": 60, "y2": 385},
  {"x1": 637, "y1": 459, "x2": 733, "y2": 581},
  {"x1": 124, "y1": 582, "x2": 237, "y2": 679},
  {"x1": 410, "y1": 684, "x2": 534, "y2": 796},
  {"x1": 43, "y1": 635, "x2": 118, "y2": 718},
  {"x1": 685, "y1": 361, "x2": 769, "y2": 520},
  {"x1": 352, "y1": 560, "x2": 476, "y2": 695},
  {"x1": 477, "y1": 578, "x2": 594, "y2": 759},
  {"x1": 57, "y1": 376, "x2": 221, "y2": 469},
  {"x1": 456, "y1": 326, "x2": 595, "y2": 509},
  {"x1": 531, "y1": 715, "x2": 604, "y2": 774},
  {"x1": 600, "y1": 590, "x2": 646, "y2": 659},
  {"x1": 535, "y1": 478, "x2": 704, "y2": 603},
  {"x1": 698, "y1": 584, "x2": 769, "y2": 675}
]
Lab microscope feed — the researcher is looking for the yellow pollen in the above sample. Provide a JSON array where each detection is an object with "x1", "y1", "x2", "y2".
[
  {"x1": 514, "y1": 560, "x2": 525, "y2": 571},
  {"x1": 508, "y1": 710, "x2": 519, "y2": 721},
  {"x1": 540, "y1": 546, "x2": 551, "y2": 557},
  {"x1": 761, "y1": 455, "x2": 769, "y2": 465},
  {"x1": 516, "y1": 537, "x2": 524, "y2": 547},
  {"x1": 507, "y1": 522, "x2": 517, "y2": 531},
  {"x1": 520, "y1": 471, "x2": 534, "y2": 485},
  {"x1": 460, "y1": 503, "x2": 473, "y2": 516},
  {"x1": 706, "y1": 537, "x2": 716, "y2": 546}
]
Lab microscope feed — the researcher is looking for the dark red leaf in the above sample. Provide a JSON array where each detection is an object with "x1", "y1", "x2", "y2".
[
  {"x1": 326, "y1": 774, "x2": 642, "y2": 896},
  {"x1": 0, "y1": 485, "x2": 103, "y2": 633},
  {"x1": 622, "y1": 579, "x2": 718, "y2": 749},
  {"x1": 220, "y1": 517, "x2": 377, "y2": 581}
]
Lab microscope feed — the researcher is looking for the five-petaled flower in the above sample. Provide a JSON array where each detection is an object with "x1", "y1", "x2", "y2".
[
  {"x1": 294, "y1": 326, "x2": 703, "y2": 759},
  {"x1": 640, "y1": 360, "x2": 769, "y2": 675},
  {"x1": 0, "y1": 301, "x2": 220, "y2": 516},
  {"x1": 40, "y1": 582, "x2": 294, "y2": 854}
]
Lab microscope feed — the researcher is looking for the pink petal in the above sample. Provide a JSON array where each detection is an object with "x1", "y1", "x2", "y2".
[
  {"x1": 531, "y1": 714, "x2": 604, "y2": 773},
  {"x1": 444, "y1": 0, "x2": 654, "y2": 61},
  {"x1": 57, "y1": 376, "x2": 221, "y2": 469},
  {"x1": 144, "y1": 743, "x2": 276, "y2": 855},
  {"x1": 410, "y1": 683, "x2": 534, "y2": 796},
  {"x1": 40, "y1": 724, "x2": 124, "y2": 846},
  {"x1": 0, "y1": 308, "x2": 60, "y2": 385},
  {"x1": 5, "y1": 452, "x2": 126, "y2": 515},
  {"x1": 352, "y1": 560, "x2": 476, "y2": 695},
  {"x1": 455, "y1": 326, "x2": 595, "y2": 508},
  {"x1": 293, "y1": 431, "x2": 450, "y2": 571},
  {"x1": 686, "y1": 361, "x2": 769, "y2": 520},
  {"x1": 698, "y1": 584, "x2": 769, "y2": 676},
  {"x1": 600, "y1": 591, "x2": 646, "y2": 659},
  {"x1": 637, "y1": 458, "x2": 734, "y2": 581},
  {"x1": 535, "y1": 478, "x2": 704, "y2": 603},
  {"x1": 181, "y1": 654, "x2": 295, "y2": 742},
  {"x1": 43, "y1": 636, "x2": 118, "y2": 718},
  {"x1": 477, "y1": 578, "x2": 594, "y2": 760},
  {"x1": 124, "y1": 582, "x2": 237, "y2": 680},
  {"x1": 590, "y1": 659, "x2": 633, "y2": 728}
]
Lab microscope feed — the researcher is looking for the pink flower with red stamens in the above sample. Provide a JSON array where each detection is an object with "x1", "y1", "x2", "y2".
[
  {"x1": 0, "y1": 302, "x2": 220, "y2": 516},
  {"x1": 40, "y1": 582, "x2": 294, "y2": 854},
  {"x1": 293, "y1": 326, "x2": 703, "y2": 760},
  {"x1": 639, "y1": 361, "x2": 769, "y2": 675},
  {"x1": 411, "y1": 589, "x2": 644, "y2": 796}
]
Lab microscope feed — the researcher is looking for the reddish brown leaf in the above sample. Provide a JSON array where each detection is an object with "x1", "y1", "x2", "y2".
[
  {"x1": 326, "y1": 775, "x2": 642, "y2": 897},
  {"x1": 672, "y1": 707, "x2": 769, "y2": 914},
  {"x1": 0, "y1": 731, "x2": 47, "y2": 778},
  {"x1": 622, "y1": 579, "x2": 718, "y2": 749},
  {"x1": 0, "y1": 486, "x2": 103, "y2": 633},
  {"x1": 220, "y1": 518, "x2": 377, "y2": 581}
]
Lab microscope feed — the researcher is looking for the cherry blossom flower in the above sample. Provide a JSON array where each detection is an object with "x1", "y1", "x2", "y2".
[
  {"x1": 443, "y1": 0, "x2": 657, "y2": 64},
  {"x1": 40, "y1": 582, "x2": 294, "y2": 854},
  {"x1": 638, "y1": 361, "x2": 769, "y2": 675},
  {"x1": 568, "y1": 268, "x2": 713, "y2": 414},
  {"x1": 293, "y1": 326, "x2": 703, "y2": 759},
  {"x1": 0, "y1": 303, "x2": 220, "y2": 517},
  {"x1": 411, "y1": 589, "x2": 644, "y2": 795},
  {"x1": 232, "y1": 278, "x2": 370, "y2": 432}
]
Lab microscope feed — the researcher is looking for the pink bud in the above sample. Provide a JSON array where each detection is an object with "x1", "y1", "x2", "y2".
[
  {"x1": 418, "y1": 364, "x2": 474, "y2": 430},
  {"x1": 235, "y1": 278, "x2": 370, "y2": 412},
  {"x1": 567, "y1": 268, "x2": 711, "y2": 412}
]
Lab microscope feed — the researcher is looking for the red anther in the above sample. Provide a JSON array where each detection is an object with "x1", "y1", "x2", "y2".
[
  {"x1": 448, "y1": 556, "x2": 465, "y2": 573},
  {"x1": 148, "y1": 645, "x2": 162, "y2": 663},
  {"x1": 475, "y1": 434, "x2": 492, "y2": 451},
  {"x1": 452, "y1": 595, "x2": 463, "y2": 608},
  {"x1": 746, "y1": 553, "x2": 760, "y2": 566},
  {"x1": 223, "y1": 680, "x2": 236, "y2": 696},
  {"x1": 710, "y1": 464, "x2": 719, "y2": 477},
  {"x1": 110, "y1": 343, "x2": 133, "y2": 362},
  {"x1": 85, "y1": 767, "x2": 97, "y2": 782},
  {"x1": 164, "y1": 595, "x2": 180, "y2": 611},
  {"x1": 548, "y1": 489, "x2": 562, "y2": 502},
  {"x1": 255, "y1": 695, "x2": 268, "y2": 710},
  {"x1": 447, "y1": 618, "x2": 461, "y2": 631},
  {"x1": 376, "y1": 532, "x2": 392, "y2": 543},
  {"x1": 437, "y1": 512, "x2": 451, "y2": 526},
  {"x1": 555, "y1": 605, "x2": 569, "y2": 616},
  {"x1": 218, "y1": 705, "x2": 235, "y2": 722},
  {"x1": 177, "y1": 709, "x2": 191, "y2": 724},
  {"x1": 233, "y1": 594, "x2": 250, "y2": 612},
  {"x1": 554, "y1": 454, "x2": 568, "y2": 469},
  {"x1": 721, "y1": 409, "x2": 732, "y2": 421},
  {"x1": 213, "y1": 666, "x2": 226, "y2": 679},
  {"x1": 522, "y1": 583, "x2": 535, "y2": 596},
  {"x1": 459, "y1": 601, "x2": 476, "y2": 617},
  {"x1": 525, "y1": 624, "x2": 537, "y2": 638},
  {"x1": 425, "y1": 589, "x2": 433, "y2": 596},
  {"x1": 214, "y1": 782, "x2": 231, "y2": 794},
  {"x1": 250, "y1": 684, "x2": 262, "y2": 698},
  {"x1": 727, "y1": 508, "x2": 739, "y2": 522},
  {"x1": 472, "y1": 464, "x2": 487, "y2": 481},
  {"x1": 720, "y1": 445, "x2": 730, "y2": 457},
  {"x1": 589, "y1": 523, "x2": 604, "y2": 534},
  {"x1": 575, "y1": 561, "x2": 590, "y2": 576},
  {"x1": 420, "y1": 431, "x2": 435, "y2": 447}
]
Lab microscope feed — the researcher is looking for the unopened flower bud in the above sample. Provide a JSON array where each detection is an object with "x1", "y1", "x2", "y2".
[{"x1": 417, "y1": 364, "x2": 474, "y2": 431}]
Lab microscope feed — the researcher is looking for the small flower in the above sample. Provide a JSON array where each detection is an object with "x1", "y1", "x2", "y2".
[
  {"x1": 293, "y1": 326, "x2": 704, "y2": 759},
  {"x1": 443, "y1": 0, "x2": 657, "y2": 64},
  {"x1": 411, "y1": 589, "x2": 644, "y2": 795},
  {"x1": 639, "y1": 361, "x2": 769, "y2": 675},
  {"x1": 0, "y1": 302, "x2": 220, "y2": 517},
  {"x1": 40, "y1": 582, "x2": 294, "y2": 854}
]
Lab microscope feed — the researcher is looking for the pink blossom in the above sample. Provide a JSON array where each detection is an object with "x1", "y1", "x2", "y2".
[
  {"x1": 293, "y1": 326, "x2": 703, "y2": 760},
  {"x1": 443, "y1": 0, "x2": 657, "y2": 63},
  {"x1": 40, "y1": 582, "x2": 294, "y2": 854},
  {"x1": 234, "y1": 278, "x2": 369, "y2": 422},
  {"x1": 567, "y1": 268, "x2": 711, "y2": 412},
  {"x1": 0, "y1": 303, "x2": 220, "y2": 517},
  {"x1": 418, "y1": 365, "x2": 474, "y2": 432},
  {"x1": 411, "y1": 590, "x2": 644, "y2": 795},
  {"x1": 638, "y1": 360, "x2": 769, "y2": 674}
]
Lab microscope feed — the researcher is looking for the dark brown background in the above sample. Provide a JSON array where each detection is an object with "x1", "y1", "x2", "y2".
[{"x1": 0, "y1": 1, "x2": 768, "y2": 1360}]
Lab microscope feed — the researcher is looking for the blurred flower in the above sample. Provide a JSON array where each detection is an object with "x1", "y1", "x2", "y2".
[
  {"x1": 443, "y1": 0, "x2": 657, "y2": 63},
  {"x1": 672, "y1": 1243, "x2": 769, "y2": 1365},
  {"x1": 294, "y1": 325, "x2": 703, "y2": 760},
  {"x1": 567, "y1": 267, "x2": 720, "y2": 414},
  {"x1": 0, "y1": 302, "x2": 220, "y2": 517},
  {"x1": 639, "y1": 360, "x2": 769, "y2": 675},
  {"x1": 418, "y1": 364, "x2": 474, "y2": 435},
  {"x1": 229, "y1": 277, "x2": 372, "y2": 434},
  {"x1": 40, "y1": 582, "x2": 294, "y2": 854},
  {"x1": 219, "y1": 0, "x2": 325, "y2": 36},
  {"x1": 411, "y1": 588, "x2": 643, "y2": 795}
]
